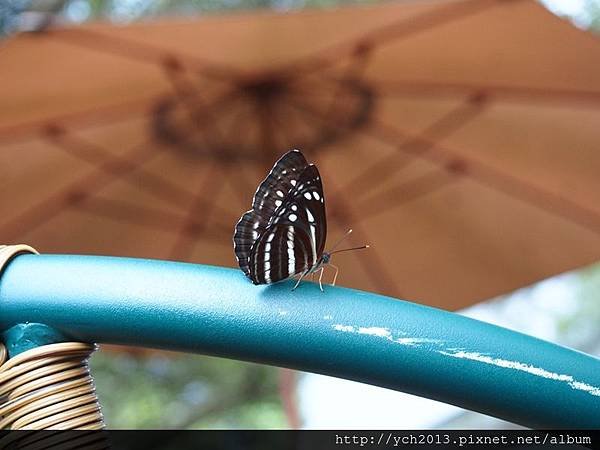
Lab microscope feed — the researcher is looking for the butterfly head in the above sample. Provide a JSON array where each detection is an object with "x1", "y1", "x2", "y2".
[{"x1": 320, "y1": 252, "x2": 331, "y2": 265}]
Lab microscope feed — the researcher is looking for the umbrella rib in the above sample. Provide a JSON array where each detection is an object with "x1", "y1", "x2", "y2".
[
  {"x1": 225, "y1": 101, "x2": 291, "y2": 212},
  {"x1": 169, "y1": 162, "x2": 226, "y2": 262},
  {"x1": 325, "y1": 177, "x2": 402, "y2": 298},
  {"x1": 162, "y1": 66, "x2": 233, "y2": 148},
  {"x1": 266, "y1": 98, "x2": 306, "y2": 154},
  {"x1": 279, "y1": 96, "x2": 320, "y2": 150},
  {"x1": 256, "y1": 102, "x2": 279, "y2": 162},
  {"x1": 282, "y1": 93, "x2": 343, "y2": 145},
  {"x1": 341, "y1": 97, "x2": 485, "y2": 199},
  {"x1": 43, "y1": 126, "x2": 231, "y2": 219},
  {"x1": 78, "y1": 196, "x2": 231, "y2": 242},
  {"x1": 208, "y1": 129, "x2": 264, "y2": 227},
  {"x1": 285, "y1": 92, "x2": 485, "y2": 200},
  {"x1": 273, "y1": 103, "x2": 298, "y2": 151},
  {"x1": 287, "y1": 90, "x2": 461, "y2": 222},
  {"x1": 0, "y1": 137, "x2": 160, "y2": 242},
  {"x1": 0, "y1": 94, "x2": 164, "y2": 145},
  {"x1": 275, "y1": 94, "x2": 326, "y2": 148},
  {"x1": 370, "y1": 80, "x2": 600, "y2": 109},
  {"x1": 287, "y1": 78, "x2": 600, "y2": 236},
  {"x1": 319, "y1": 49, "x2": 372, "y2": 123},
  {"x1": 269, "y1": 105, "x2": 293, "y2": 153},
  {"x1": 278, "y1": 69, "x2": 600, "y2": 112},
  {"x1": 355, "y1": 169, "x2": 460, "y2": 220},
  {"x1": 367, "y1": 118, "x2": 600, "y2": 237},
  {"x1": 283, "y1": 89, "x2": 375, "y2": 168},
  {"x1": 284, "y1": 0, "x2": 501, "y2": 76},
  {"x1": 227, "y1": 164, "x2": 258, "y2": 213},
  {"x1": 227, "y1": 99, "x2": 257, "y2": 157},
  {"x1": 46, "y1": 27, "x2": 239, "y2": 80}
]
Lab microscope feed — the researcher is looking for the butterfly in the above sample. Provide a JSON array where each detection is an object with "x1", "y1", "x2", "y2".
[{"x1": 233, "y1": 149, "x2": 367, "y2": 291}]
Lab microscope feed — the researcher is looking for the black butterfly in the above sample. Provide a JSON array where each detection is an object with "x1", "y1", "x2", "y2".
[{"x1": 234, "y1": 149, "x2": 367, "y2": 290}]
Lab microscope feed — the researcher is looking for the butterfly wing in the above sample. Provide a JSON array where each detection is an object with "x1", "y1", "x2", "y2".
[
  {"x1": 234, "y1": 150, "x2": 309, "y2": 277},
  {"x1": 249, "y1": 164, "x2": 327, "y2": 284},
  {"x1": 277, "y1": 164, "x2": 327, "y2": 262},
  {"x1": 248, "y1": 221, "x2": 314, "y2": 284}
]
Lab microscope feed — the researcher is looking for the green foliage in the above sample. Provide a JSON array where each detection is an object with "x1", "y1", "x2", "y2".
[
  {"x1": 90, "y1": 348, "x2": 287, "y2": 429},
  {"x1": 585, "y1": 0, "x2": 600, "y2": 32},
  {"x1": 555, "y1": 262, "x2": 600, "y2": 353},
  {"x1": 80, "y1": 0, "x2": 383, "y2": 19},
  {"x1": 0, "y1": 0, "x2": 29, "y2": 36}
]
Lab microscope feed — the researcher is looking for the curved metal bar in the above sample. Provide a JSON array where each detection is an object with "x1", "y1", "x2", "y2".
[{"x1": 0, "y1": 254, "x2": 599, "y2": 428}]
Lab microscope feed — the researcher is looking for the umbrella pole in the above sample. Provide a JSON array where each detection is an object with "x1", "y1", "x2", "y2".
[{"x1": 0, "y1": 249, "x2": 599, "y2": 429}]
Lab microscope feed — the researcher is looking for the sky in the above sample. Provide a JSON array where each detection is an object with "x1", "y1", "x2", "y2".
[{"x1": 540, "y1": 0, "x2": 596, "y2": 29}]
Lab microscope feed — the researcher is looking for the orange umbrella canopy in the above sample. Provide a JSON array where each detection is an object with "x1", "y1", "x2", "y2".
[{"x1": 1, "y1": 0, "x2": 600, "y2": 310}]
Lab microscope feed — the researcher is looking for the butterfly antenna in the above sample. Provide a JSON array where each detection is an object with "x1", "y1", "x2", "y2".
[
  {"x1": 328, "y1": 229, "x2": 354, "y2": 253},
  {"x1": 329, "y1": 244, "x2": 370, "y2": 256}
]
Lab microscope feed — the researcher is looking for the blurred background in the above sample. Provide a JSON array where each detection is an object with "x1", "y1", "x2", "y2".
[{"x1": 1, "y1": 0, "x2": 600, "y2": 428}]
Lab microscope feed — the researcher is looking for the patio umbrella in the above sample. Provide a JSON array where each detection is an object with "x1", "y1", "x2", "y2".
[{"x1": 1, "y1": 0, "x2": 600, "y2": 310}]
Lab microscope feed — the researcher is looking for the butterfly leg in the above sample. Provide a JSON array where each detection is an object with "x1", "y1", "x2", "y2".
[
  {"x1": 292, "y1": 271, "x2": 309, "y2": 291},
  {"x1": 318, "y1": 267, "x2": 325, "y2": 292},
  {"x1": 328, "y1": 263, "x2": 339, "y2": 286}
]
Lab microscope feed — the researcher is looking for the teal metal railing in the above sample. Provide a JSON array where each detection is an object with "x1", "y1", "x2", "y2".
[{"x1": 0, "y1": 252, "x2": 599, "y2": 428}]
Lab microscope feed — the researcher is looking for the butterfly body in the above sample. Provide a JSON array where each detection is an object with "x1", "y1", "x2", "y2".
[{"x1": 234, "y1": 150, "x2": 328, "y2": 287}]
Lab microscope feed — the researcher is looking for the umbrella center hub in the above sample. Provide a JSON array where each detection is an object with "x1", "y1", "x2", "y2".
[
  {"x1": 241, "y1": 76, "x2": 288, "y2": 102},
  {"x1": 153, "y1": 70, "x2": 374, "y2": 162}
]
